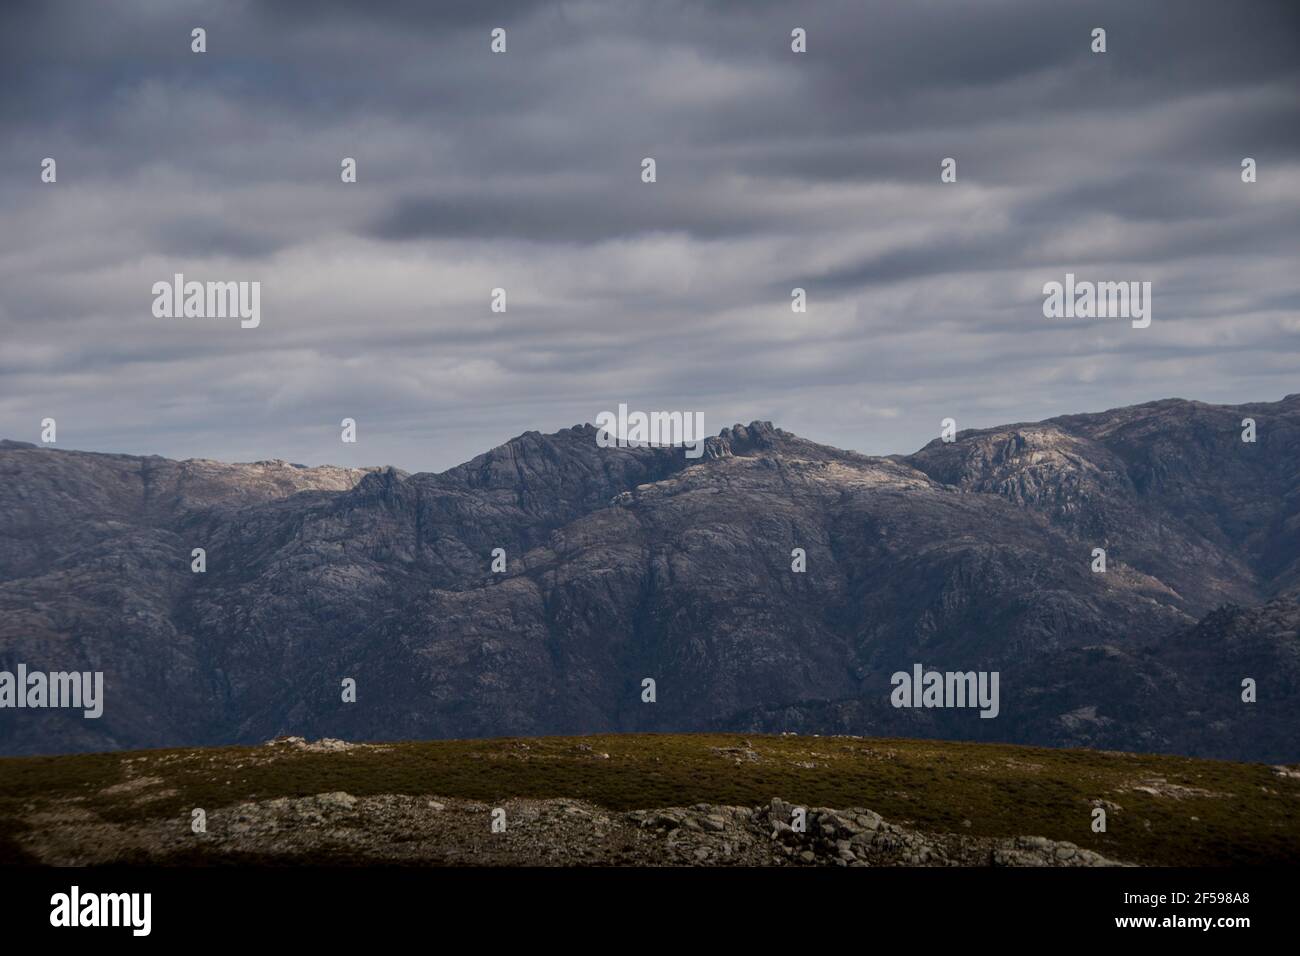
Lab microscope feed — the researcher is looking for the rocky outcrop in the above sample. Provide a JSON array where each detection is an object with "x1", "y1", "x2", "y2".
[
  {"x1": 9, "y1": 791, "x2": 1127, "y2": 867},
  {"x1": 630, "y1": 797, "x2": 1124, "y2": 867}
]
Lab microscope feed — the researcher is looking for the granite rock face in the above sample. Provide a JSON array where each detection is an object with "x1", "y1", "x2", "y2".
[{"x1": 1, "y1": 396, "x2": 1296, "y2": 759}]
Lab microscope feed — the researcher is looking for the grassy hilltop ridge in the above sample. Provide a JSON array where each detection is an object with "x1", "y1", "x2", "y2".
[{"x1": 2, "y1": 733, "x2": 1298, "y2": 867}]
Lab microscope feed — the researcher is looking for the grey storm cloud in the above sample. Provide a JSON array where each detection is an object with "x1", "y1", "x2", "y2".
[{"x1": 0, "y1": 0, "x2": 1297, "y2": 473}]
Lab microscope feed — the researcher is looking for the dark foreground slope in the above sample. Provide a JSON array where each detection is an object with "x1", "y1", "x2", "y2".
[
  {"x1": 0, "y1": 395, "x2": 1297, "y2": 759},
  {"x1": 2, "y1": 734, "x2": 1297, "y2": 867}
]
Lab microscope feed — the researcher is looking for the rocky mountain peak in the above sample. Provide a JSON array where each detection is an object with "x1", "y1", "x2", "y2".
[{"x1": 1, "y1": 394, "x2": 1296, "y2": 761}]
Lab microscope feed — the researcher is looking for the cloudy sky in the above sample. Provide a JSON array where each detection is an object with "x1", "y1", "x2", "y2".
[{"x1": 2, "y1": 0, "x2": 1297, "y2": 473}]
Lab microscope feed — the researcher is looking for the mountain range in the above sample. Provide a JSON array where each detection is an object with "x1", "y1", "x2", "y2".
[{"x1": 1, "y1": 394, "x2": 1297, "y2": 760}]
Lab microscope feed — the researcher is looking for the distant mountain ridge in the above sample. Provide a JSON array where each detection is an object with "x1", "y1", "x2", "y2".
[{"x1": 1, "y1": 395, "x2": 1297, "y2": 759}]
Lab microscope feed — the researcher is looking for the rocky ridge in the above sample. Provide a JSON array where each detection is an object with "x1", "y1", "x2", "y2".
[
  {"x1": 16, "y1": 789, "x2": 1125, "y2": 868},
  {"x1": 1, "y1": 395, "x2": 1297, "y2": 760}
]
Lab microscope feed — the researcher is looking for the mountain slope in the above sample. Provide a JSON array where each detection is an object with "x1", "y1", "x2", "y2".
[{"x1": 1, "y1": 397, "x2": 1297, "y2": 760}]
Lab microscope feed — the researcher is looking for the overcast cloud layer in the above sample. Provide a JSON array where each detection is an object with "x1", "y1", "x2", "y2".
[{"x1": 2, "y1": 0, "x2": 1297, "y2": 473}]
